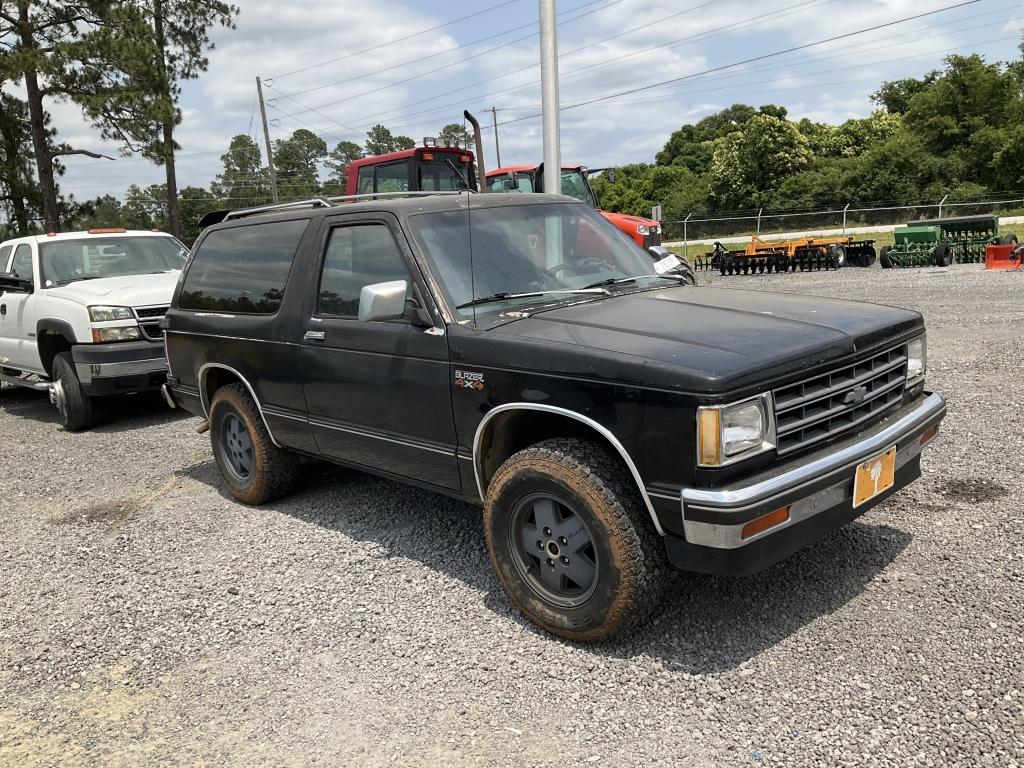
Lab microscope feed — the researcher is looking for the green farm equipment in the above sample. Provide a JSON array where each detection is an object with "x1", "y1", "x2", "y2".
[{"x1": 880, "y1": 215, "x2": 1017, "y2": 268}]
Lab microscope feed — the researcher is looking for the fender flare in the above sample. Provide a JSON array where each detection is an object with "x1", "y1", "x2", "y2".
[
  {"x1": 198, "y1": 362, "x2": 281, "y2": 447},
  {"x1": 472, "y1": 402, "x2": 665, "y2": 536},
  {"x1": 36, "y1": 318, "x2": 79, "y2": 343}
]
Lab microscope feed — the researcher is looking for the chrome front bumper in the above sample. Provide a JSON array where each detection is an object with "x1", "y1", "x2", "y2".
[
  {"x1": 75, "y1": 357, "x2": 167, "y2": 384},
  {"x1": 680, "y1": 392, "x2": 946, "y2": 550}
]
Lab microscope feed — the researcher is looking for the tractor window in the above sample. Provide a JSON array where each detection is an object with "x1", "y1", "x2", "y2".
[
  {"x1": 489, "y1": 174, "x2": 534, "y2": 193},
  {"x1": 375, "y1": 162, "x2": 409, "y2": 194},
  {"x1": 419, "y1": 161, "x2": 471, "y2": 191},
  {"x1": 560, "y1": 170, "x2": 597, "y2": 208},
  {"x1": 357, "y1": 166, "x2": 374, "y2": 195}
]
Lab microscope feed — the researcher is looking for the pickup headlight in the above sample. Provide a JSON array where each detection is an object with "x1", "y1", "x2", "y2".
[
  {"x1": 907, "y1": 336, "x2": 926, "y2": 381},
  {"x1": 697, "y1": 394, "x2": 776, "y2": 467},
  {"x1": 92, "y1": 326, "x2": 141, "y2": 343},
  {"x1": 89, "y1": 305, "x2": 134, "y2": 322},
  {"x1": 637, "y1": 225, "x2": 650, "y2": 235}
]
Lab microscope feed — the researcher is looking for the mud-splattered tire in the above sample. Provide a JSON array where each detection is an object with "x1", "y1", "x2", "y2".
[
  {"x1": 209, "y1": 383, "x2": 297, "y2": 505},
  {"x1": 52, "y1": 352, "x2": 93, "y2": 431},
  {"x1": 483, "y1": 438, "x2": 667, "y2": 642}
]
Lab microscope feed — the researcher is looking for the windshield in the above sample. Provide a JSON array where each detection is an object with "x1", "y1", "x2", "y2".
[
  {"x1": 409, "y1": 202, "x2": 660, "y2": 322},
  {"x1": 419, "y1": 159, "x2": 476, "y2": 191},
  {"x1": 40, "y1": 235, "x2": 188, "y2": 287},
  {"x1": 559, "y1": 170, "x2": 597, "y2": 207},
  {"x1": 488, "y1": 172, "x2": 535, "y2": 193}
]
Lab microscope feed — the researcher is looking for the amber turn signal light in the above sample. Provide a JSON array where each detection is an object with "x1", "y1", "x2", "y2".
[
  {"x1": 919, "y1": 425, "x2": 938, "y2": 446},
  {"x1": 741, "y1": 506, "x2": 791, "y2": 540}
]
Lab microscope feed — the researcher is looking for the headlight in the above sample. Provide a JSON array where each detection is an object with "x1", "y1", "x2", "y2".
[
  {"x1": 89, "y1": 305, "x2": 134, "y2": 322},
  {"x1": 697, "y1": 394, "x2": 775, "y2": 467},
  {"x1": 907, "y1": 336, "x2": 926, "y2": 381},
  {"x1": 637, "y1": 225, "x2": 650, "y2": 235},
  {"x1": 92, "y1": 326, "x2": 141, "y2": 343}
]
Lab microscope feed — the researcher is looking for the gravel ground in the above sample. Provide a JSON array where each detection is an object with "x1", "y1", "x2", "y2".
[{"x1": 1, "y1": 263, "x2": 1022, "y2": 767}]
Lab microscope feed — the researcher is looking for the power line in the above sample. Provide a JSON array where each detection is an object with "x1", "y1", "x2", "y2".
[
  {"x1": 270, "y1": 0, "x2": 627, "y2": 121},
  {"x1": 495, "y1": 0, "x2": 982, "y2": 129},
  {"x1": 281, "y1": 0, "x2": 618, "y2": 100},
  {"x1": 322, "y1": 0, "x2": 831, "y2": 136},
  {"x1": 266, "y1": 0, "x2": 522, "y2": 80}
]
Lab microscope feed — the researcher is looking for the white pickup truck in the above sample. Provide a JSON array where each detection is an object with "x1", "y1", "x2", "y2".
[{"x1": 0, "y1": 228, "x2": 188, "y2": 430}]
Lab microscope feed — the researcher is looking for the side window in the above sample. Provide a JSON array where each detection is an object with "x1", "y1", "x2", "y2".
[
  {"x1": 10, "y1": 244, "x2": 33, "y2": 281},
  {"x1": 178, "y1": 219, "x2": 307, "y2": 314},
  {"x1": 374, "y1": 162, "x2": 408, "y2": 194},
  {"x1": 357, "y1": 166, "x2": 373, "y2": 195},
  {"x1": 0, "y1": 244, "x2": 12, "y2": 271},
  {"x1": 317, "y1": 224, "x2": 411, "y2": 318}
]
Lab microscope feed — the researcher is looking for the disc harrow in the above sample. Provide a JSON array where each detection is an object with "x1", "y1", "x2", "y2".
[{"x1": 696, "y1": 235, "x2": 876, "y2": 276}]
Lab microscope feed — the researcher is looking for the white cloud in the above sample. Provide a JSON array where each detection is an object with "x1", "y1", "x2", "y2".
[{"x1": 4, "y1": 0, "x2": 1008, "y2": 201}]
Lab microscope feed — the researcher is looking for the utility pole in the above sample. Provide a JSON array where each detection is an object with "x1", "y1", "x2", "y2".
[
  {"x1": 539, "y1": 0, "x2": 561, "y2": 194},
  {"x1": 256, "y1": 76, "x2": 279, "y2": 203},
  {"x1": 490, "y1": 106, "x2": 502, "y2": 168}
]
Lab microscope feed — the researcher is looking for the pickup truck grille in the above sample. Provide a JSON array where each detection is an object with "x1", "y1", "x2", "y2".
[
  {"x1": 773, "y1": 344, "x2": 908, "y2": 456},
  {"x1": 133, "y1": 305, "x2": 168, "y2": 342}
]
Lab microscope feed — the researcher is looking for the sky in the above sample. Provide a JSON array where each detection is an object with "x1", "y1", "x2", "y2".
[{"x1": 40, "y1": 0, "x2": 1024, "y2": 202}]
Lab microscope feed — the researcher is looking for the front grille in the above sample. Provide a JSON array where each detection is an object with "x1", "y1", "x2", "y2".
[
  {"x1": 135, "y1": 306, "x2": 168, "y2": 319},
  {"x1": 773, "y1": 345, "x2": 908, "y2": 455},
  {"x1": 134, "y1": 305, "x2": 168, "y2": 342}
]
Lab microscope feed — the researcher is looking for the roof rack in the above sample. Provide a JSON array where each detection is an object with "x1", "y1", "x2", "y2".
[{"x1": 201, "y1": 190, "x2": 474, "y2": 229}]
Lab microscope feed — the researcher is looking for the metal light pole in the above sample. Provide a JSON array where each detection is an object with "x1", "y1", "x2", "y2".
[{"x1": 539, "y1": 0, "x2": 561, "y2": 194}]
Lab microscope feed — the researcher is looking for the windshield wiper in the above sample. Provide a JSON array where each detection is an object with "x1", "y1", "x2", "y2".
[
  {"x1": 55, "y1": 275, "x2": 103, "y2": 286},
  {"x1": 582, "y1": 273, "x2": 685, "y2": 290},
  {"x1": 456, "y1": 288, "x2": 608, "y2": 310}
]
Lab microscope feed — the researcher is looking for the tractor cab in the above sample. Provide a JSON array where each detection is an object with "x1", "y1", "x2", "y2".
[
  {"x1": 486, "y1": 163, "x2": 662, "y2": 248},
  {"x1": 345, "y1": 142, "x2": 478, "y2": 197}
]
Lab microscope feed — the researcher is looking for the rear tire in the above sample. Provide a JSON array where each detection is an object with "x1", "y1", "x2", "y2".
[
  {"x1": 483, "y1": 437, "x2": 668, "y2": 642},
  {"x1": 52, "y1": 352, "x2": 93, "y2": 431},
  {"x1": 209, "y1": 383, "x2": 298, "y2": 505},
  {"x1": 1002, "y1": 233, "x2": 1019, "y2": 245},
  {"x1": 879, "y1": 245, "x2": 892, "y2": 269},
  {"x1": 933, "y1": 241, "x2": 952, "y2": 267}
]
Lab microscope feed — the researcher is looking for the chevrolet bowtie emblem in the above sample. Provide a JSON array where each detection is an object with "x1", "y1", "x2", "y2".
[{"x1": 843, "y1": 386, "x2": 869, "y2": 405}]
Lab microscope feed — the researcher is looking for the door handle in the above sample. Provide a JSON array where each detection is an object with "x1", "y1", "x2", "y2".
[
  {"x1": 303, "y1": 330, "x2": 325, "y2": 341},
  {"x1": 0, "y1": 304, "x2": 5, "y2": 315}
]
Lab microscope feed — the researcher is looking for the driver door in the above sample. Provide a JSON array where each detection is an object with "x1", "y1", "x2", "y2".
[
  {"x1": 0, "y1": 242, "x2": 42, "y2": 372},
  {"x1": 299, "y1": 214, "x2": 460, "y2": 491}
]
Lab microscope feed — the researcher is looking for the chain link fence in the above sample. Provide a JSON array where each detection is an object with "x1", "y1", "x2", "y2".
[{"x1": 663, "y1": 195, "x2": 1024, "y2": 245}]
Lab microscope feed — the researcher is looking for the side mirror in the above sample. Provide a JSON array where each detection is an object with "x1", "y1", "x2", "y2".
[
  {"x1": 0, "y1": 272, "x2": 33, "y2": 294},
  {"x1": 606, "y1": 168, "x2": 617, "y2": 184},
  {"x1": 358, "y1": 280, "x2": 408, "y2": 322},
  {"x1": 501, "y1": 172, "x2": 519, "y2": 191}
]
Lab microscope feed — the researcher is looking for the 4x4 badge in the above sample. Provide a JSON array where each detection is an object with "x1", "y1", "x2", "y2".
[{"x1": 454, "y1": 370, "x2": 485, "y2": 391}]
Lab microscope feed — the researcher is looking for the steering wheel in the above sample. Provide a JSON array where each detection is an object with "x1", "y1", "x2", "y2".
[{"x1": 540, "y1": 257, "x2": 611, "y2": 284}]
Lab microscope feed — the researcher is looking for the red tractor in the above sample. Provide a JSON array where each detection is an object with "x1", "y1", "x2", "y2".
[
  {"x1": 344, "y1": 143, "x2": 478, "y2": 196},
  {"x1": 485, "y1": 164, "x2": 662, "y2": 249}
]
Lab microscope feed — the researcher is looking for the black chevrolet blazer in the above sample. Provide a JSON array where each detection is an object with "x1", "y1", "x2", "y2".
[{"x1": 163, "y1": 193, "x2": 946, "y2": 641}]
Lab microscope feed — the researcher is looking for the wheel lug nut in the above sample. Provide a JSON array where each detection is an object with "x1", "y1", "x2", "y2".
[
  {"x1": 536, "y1": 540, "x2": 543, "y2": 549},
  {"x1": 543, "y1": 527, "x2": 552, "y2": 535},
  {"x1": 560, "y1": 556, "x2": 569, "y2": 564},
  {"x1": 559, "y1": 536, "x2": 567, "y2": 545}
]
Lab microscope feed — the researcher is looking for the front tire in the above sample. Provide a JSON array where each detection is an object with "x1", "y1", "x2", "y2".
[
  {"x1": 483, "y1": 438, "x2": 667, "y2": 642},
  {"x1": 209, "y1": 383, "x2": 297, "y2": 505},
  {"x1": 52, "y1": 351, "x2": 93, "y2": 431},
  {"x1": 933, "y1": 241, "x2": 952, "y2": 267}
]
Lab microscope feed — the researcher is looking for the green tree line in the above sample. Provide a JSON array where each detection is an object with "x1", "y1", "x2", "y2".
[{"x1": 591, "y1": 48, "x2": 1024, "y2": 229}]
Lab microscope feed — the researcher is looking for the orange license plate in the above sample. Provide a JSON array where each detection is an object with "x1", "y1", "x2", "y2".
[{"x1": 853, "y1": 446, "x2": 897, "y2": 508}]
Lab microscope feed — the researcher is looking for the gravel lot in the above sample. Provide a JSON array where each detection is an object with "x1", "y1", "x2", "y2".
[{"x1": 1, "y1": 264, "x2": 1022, "y2": 767}]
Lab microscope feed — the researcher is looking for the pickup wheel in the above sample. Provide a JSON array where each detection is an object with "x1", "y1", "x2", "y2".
[
  {"x1": 483, "y1": 438, "x2": 667, "y2": 642},
  {"x1": 51, "y1": 352, "x2": 94, "y2": 431},
  {"x1": 209, "y1": 383, "x2": 297, "y2": 505}
]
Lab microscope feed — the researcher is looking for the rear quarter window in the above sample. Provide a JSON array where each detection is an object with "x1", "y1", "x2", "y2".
[{"x1": 178, "y1": 219, "x2": 308, "y2": 314}]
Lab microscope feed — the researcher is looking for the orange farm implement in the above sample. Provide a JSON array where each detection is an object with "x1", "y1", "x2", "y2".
[
  {"x1": 985, "y1": 241, "x2": 1024, "y2": 270},
  {"x1": 697, "y1": 235, "x2": 877, "y2": 274}
]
